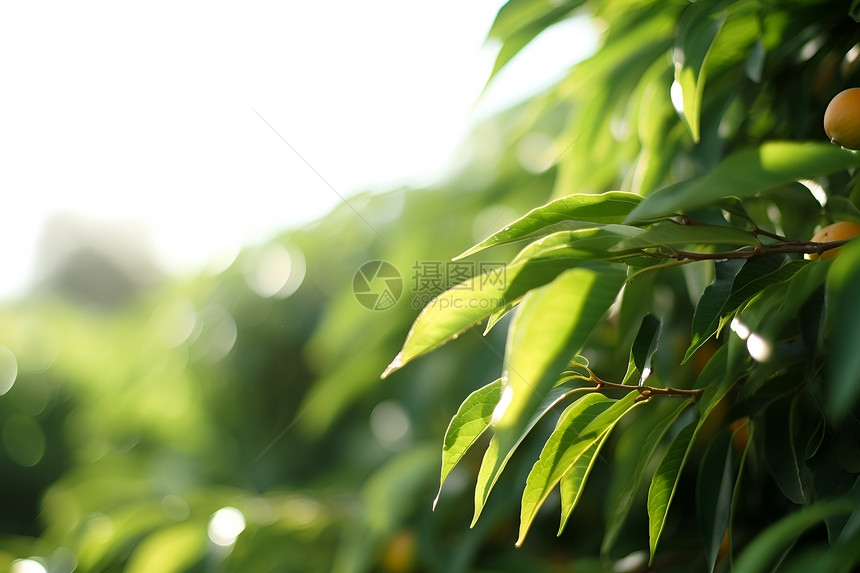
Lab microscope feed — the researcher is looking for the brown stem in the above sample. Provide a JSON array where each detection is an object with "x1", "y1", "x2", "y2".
[{"x1": 561, "y1": 369, "x2": 704, "y2": 401}]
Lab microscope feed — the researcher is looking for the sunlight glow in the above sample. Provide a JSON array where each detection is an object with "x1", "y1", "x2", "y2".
[
  {"x1": 208, "y1": 507, "x2": 246, "y2": 547},
  {"x1": 11, "y1": 559, "x2": 47, "y2": 573},
  {"x1": 670, "y1": 80, "x2": 685, "y2": 114},
  {"x1": 799, "y1": 179, "x2": 827, "y2": 207},
  {"x1": 0, "y1": 344, "x2": 18, "y2": 396},
  {"x1": 730, "y1": 317, "x2": 751, "y2": 340},
  {"x1": 492, "y1": 383, "x2": 514, "y2": 424},
  {"x1": 746, "y1": 333, "x2": 772, "y2": 363}
]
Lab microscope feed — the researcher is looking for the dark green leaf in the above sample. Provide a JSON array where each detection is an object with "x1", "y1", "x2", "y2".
[
  {"x1": 696, "y1": 431, "x2": 735, "y2": 573},
  {"x1": 602, "y1": 398, "x2": 694, "y2": 556},
  {"x1": 631, "y1": 314, "x2": 662, "y2": 383},
  {"x1": 825, "y1": 239, "x2": 860, "y2": 418},
  {"x1": 762, "y1": 396, "x2": 811, "y2": 504},
  {"x1": 733, "y1": 500, "x2": 857, "y2": 573},
  {"x1": 647, "y1": 419, "x2": 697, "y2": 564},
  {"x1": 684, "y1": 259, "x2": 745, "y2": 363}
]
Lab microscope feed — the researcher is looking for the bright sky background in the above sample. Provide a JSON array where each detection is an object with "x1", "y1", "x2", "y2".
[{"x1": 0, "y1": 1, "x2": 597, "y2": 300}]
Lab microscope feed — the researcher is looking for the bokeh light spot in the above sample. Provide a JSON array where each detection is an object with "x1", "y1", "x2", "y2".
[
  {"x1": 515, "y1": 132, "x2": 556, "y2": 173},
  {"x1": 370, "y1": 401, "x2": 411, "y2": 450},
  {"x1": 11, "y1": 559, "x2": 47, "y2": 573},
  {"x1": 208, "y1": 506, "x2": 246, "y2": 546},
  {"x1": 0, "y1": 344, "x2": 19, "y2": 396},
  {"x1": 152, "y1": 298, "x2": 197, "y2": 348},
  {"x1": 244, "y1": 243, "x2": 306, "y2": 299}
]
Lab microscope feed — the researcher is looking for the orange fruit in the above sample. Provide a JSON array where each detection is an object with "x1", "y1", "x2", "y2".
[
  {"x1": 806, "y1": 221, "x2": 860, "y2": 260},
  {"x1": 824, "y1": 88, "x2": 860, "y2": 149}
]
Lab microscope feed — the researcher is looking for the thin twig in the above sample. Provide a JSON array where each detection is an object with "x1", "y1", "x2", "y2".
[{"x1": 560, "y1": 367, "x2": 704, "y2": 401}]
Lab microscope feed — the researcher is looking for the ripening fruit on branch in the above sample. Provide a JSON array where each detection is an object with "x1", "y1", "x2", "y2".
[
  {"x1": 805, "y1": 221, "x2": 860, "y2": 260},
  {"x1": 824, "y1": 88, "x2": 860, "y2": 150}
]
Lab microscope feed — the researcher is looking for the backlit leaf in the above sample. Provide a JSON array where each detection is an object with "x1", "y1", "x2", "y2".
[{"x1": 626, "y1": 142, "x2": 860, "y2": 222}]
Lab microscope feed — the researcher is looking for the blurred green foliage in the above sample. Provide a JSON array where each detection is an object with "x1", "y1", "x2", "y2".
[{"x1": 3, "y1": 0, "x2": 860, "y2": 572}]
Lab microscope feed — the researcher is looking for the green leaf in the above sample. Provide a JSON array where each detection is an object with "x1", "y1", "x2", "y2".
[
  {"x1": 762, "y1": 396, "x2": 811, "y2": 505},
  {"x1": 485, "y1": 0, "x2": 588, "y2": 85},
  {"x1": 472, "y1": 383, "x2": 595, "y2": 527},
  {"x1": 684, "y1": 259, "x2": 744, "y2": 363},
  {"x1": 717, "y1": 257, "x2": 803, "y2": 334},
  {"x1": 647, "y1": 419, "x2": 697, "y2": 564},
  {"x1": 696, "y1": 431, "x2": 735, "y2": 573},
  {"x1": 508, "y1": 225, "x2": 645, "y2": 266},
  {"x1": 733, "y1": 500, "x2": 858, "y2": 573},
  {"x1": 631, "y1": 314, "x2": 662, "y2": 384},
  {"x1": 648, "y1": 345, "x2": 738, "y2": 563},
  {"x1": 626, "y1": 142, "x2": 860, "y2": 222},
  {"x1": 495, "y1": 266, "x2": 626, "y2": 431},
  {"x1": 760, "y1": 259, "x2": 830, "y2": 340},
  {"x1": 610, "y1": 221, "x2": 760, "y2": 252},
  {"x1": 382, "y1": 257, "x2": 585, "y2": 378},
  {"x1": 826, "y1": 238, "x2": 860, "y2": 418},
  {"x1": 125, "y1": 523, "x2": 207, "y2": 573},
  {"x1": 434, "y1": 378, "x2": 502, "y2": 509},
  {"x1": 673, "y1": 4, "x2": 727, "y2": 141},
  {"x1": 456, "y1": 192, "x2": 643, "y2": 260},
  {"x1": 518, "y1": 390, "x2": 642, "y2": 545},
  {"x1": 557, "y1": 436, "x2": 607, "y2": 536},
  {"x1": 824, "y1": 195, "x2": 860, "y2": 224},
  {"x1": 602, "y1": 398, "x2": 694, "y2": 556},
  {"x1": 473, "y1": 265, "x2": 626, "y2": 524}
]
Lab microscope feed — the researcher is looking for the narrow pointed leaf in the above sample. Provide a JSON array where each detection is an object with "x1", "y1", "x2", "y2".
[
  {"x1": 434, "y1": 378, "x2": 502, "y2": 509},
  {"x1": 484, "y1": 0, "x2": 589, "y2": 89},
  {"x1": 472, "y1": 384, "x2": 594, "y2": 526},
  {"x1": 602, "y1": 398, "x2": 694, "y2": 556},
  {"x1": 382, "y1": 257, "x2": 582, "y2": 378},
  {"x1": 673, "y1": 5, "x2": 727, "y2": 141},
  {"x1": 733, "y1": 500, "x2": 857, "y2": 573},
  {"x1": 457, "y1": 192, "x2": 643, "y2": 259},
  {"x1": 648, "y1": 345, "x2": 738, "y2": 563},
  {"x1": 696, "y1": 431, "x2": 735, "y2": 573},
  {"x1": 611, "y1": 221, "x2": 759, "y2": 252},
  {"x1": 631, "y1": 314, "x2": 662, "y2": 383},
  {"x1": 684, "y1": 259, "x2": 745, "y2": 363},
  {"x1": 647, "y1": 419, "x2": 697, "y2": 563},
  {"x1": 518, "y1": 390, "x2": 642, "y2": 545},
  {"x1": 826, "y1": 239, "x2": 860, "y2": 419},
  {"x1": 495, "y1": 265, "x2": 626, "y2": 431},
  {"x1": 558, "y1": 431, "x2": 610, "y2": 535},
  {"x1": 626, "y1": 142, "x2": 860, "y2": 223},
  {"x1": 508, "y1": 225, "x2": 644, "y2": 266},
  {"x1": 473, "y1": 265, "x2": 626, "y2": 523}
]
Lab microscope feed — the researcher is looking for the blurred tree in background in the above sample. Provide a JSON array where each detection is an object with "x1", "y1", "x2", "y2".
[{"x1": 2, "y1": 0, "x2": 860, "y2": 572}]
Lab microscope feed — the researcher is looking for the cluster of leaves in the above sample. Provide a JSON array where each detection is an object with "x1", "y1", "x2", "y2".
[{"x1": 385, "y1": 0, "x2": 860, "y2": 569}]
